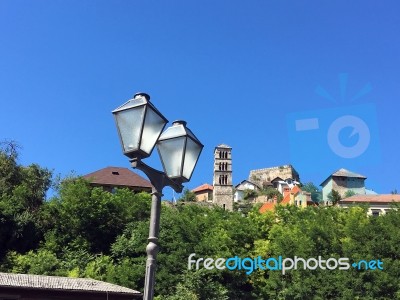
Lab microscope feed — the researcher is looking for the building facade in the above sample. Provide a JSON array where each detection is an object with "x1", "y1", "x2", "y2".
[
  {"x1": 338, "y1": 194, "x2": 400, "y2": 216},
  {"x1": 83, "y1": 166, "x2": 152, "y2": 193},
  {"x1": 234, "y1": 180, "x2": 260, "y2": 202},
  {"x1": 192, "y1": 183, "x2": 213, "y2": 202}
]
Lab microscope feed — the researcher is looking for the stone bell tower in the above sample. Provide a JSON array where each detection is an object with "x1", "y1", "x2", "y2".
[{"x1": 212, "y1": 144, "x2": 233, "y2": 211}]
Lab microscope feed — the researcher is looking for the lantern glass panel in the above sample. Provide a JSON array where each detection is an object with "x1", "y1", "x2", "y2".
[
  {"x1": 157, "y1": 137, "x2": 185, "y2": 178},
  {"x1": 115, "y1": 106, "x2": 145, "y2": 153},
  {"x1": 140, "y1": 107, "x2": 168, "y2": 155},
  {"x1": 182, "y1": 138, "x2": 202, "y2": 180}
]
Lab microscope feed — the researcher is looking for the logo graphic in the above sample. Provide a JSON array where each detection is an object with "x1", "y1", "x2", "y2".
[
  {"x1": 287, "y1": 74, "x2": 380, "y2": 171},
  {"x1": 188, "y1": 253, "x2": 384, "y2": 275}
]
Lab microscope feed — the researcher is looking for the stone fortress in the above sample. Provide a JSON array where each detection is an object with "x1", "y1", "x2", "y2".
[{"x1": 249, "y1": 165, "x2": 300, "y2": 188}]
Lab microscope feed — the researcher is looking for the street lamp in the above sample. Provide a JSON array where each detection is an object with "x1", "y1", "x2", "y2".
[{"x1": 112, "y1": 92, "x2": 203, "y2": 300}]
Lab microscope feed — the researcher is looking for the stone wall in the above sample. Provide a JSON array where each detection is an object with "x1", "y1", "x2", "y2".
[
  {"x1": 332, "y1": 177, "x2": 365, "y2": 198},
  {"x1": 213, "y1": 186, "x2": 234, "y2": 211}
]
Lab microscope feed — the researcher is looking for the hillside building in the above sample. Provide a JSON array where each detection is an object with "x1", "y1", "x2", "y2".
[
  {"x1": 339, "y1": 194, "x2": 400, "y2": 216},
  {"x1": 83, "y1": 166, "x2": 152, "y2": 193},
  {"x1": 320, "y1": 168, "x2": 366, "y2": 204},
  {"x1": 212, "y1": 144, "x2": 234, "y2": 211}
]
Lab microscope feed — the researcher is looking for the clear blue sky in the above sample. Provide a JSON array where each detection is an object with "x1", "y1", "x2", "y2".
[{"x1": 1, "y1": 1, "x2": 399, "y2": 198}]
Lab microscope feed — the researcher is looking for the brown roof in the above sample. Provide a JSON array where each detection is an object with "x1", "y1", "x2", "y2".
[
  {"x1": 192, "y1": 183, "x2": 213, "y2": 193},
  {"x1": 83, "y1": 167, "x2": 152, "y2": 189},
  {"x1": 340, "y1": 194, "x2": 400, "y2": 203},
  {"x1": 0, "y1": 272, "x2": 141, "y2": 295}
]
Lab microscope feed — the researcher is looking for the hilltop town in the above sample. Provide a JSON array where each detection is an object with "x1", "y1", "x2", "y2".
[{"x1": 190, "y1": 144, "x2": 400, "y2": 216}]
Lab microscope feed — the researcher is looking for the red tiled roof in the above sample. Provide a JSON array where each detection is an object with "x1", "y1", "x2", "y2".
[
  {"x1": 340, "y1": 194, "x2": 400, "y2": 203},
  {"x1": 192, "y1": 183, "x2": 213, "y2": 193},
  {"x1": 281, "y1": 193, "x2": 291, "y2": 204},
  {"x1": 259, "y1": 202, "x2": 276, "y2": 213},
  {"x1": 291, "y1": 185, "x2": 301, "y2": 195},
  {"x1": 83, "y1": 167, "x2": 152, "y2": 189}
]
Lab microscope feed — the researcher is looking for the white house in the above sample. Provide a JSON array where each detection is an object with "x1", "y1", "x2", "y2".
[
  {"x1": 234, "y1": 180, "x2": 260, "y2": 202},
  {"x1": 271, "y1": 177, "x2": 300, "y2": 194}
]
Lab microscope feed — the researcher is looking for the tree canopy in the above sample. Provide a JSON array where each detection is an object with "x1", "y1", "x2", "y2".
[{"x1": 1, "y1": 143, "x2": 400, "y2": 299}]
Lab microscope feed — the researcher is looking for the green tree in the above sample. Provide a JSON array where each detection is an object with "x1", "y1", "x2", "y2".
[
  {"x1": 0, "y1": 142, "x2": 52, "y2": 258},
  {"x1": 301, "y1": 182, "x2": 322, "y2": 202},
  {"x1": 260, "y1": 187, "x2": 283, "y2": 203},
  {"x1": 344, "y1": 189, "x2": 356, "y2": 198},
  {"x1": 178, "y1": 188, "x2": 196, "y2": 202},
  {"x1": 243, "y1": 189, "x2": 258, "y2": 200},
  {"x1": 46, "y1": 178, "x2": 151, "y2": 254},
  {"x1": 6, "y1": 250, "x2": 61, "y2": 276},
  {"x1": 328, "y1": 189, "x2": 341, "y2": 205}
]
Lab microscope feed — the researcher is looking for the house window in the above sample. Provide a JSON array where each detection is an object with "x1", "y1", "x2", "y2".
[{"x1": 371, "y1": 210, "x2": 380, "y2": 217}]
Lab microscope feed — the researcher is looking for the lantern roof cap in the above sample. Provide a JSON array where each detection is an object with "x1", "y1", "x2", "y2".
[
  {"x1": 112, "y1": 92, "x2": 160, "y2": 115},
  {"x1": 111, "y1": 97, "x2": 147, "y2": 113},
  {"x1": 158, "y1": 120, "x2": 202, "y2": 145}
]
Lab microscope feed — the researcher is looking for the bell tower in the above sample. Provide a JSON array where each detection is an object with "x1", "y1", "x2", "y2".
[{"x1": 212, "y1": 144, "x2": 233, "y2": 211}]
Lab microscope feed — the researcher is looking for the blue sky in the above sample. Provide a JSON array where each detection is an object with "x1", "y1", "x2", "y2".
[{"x1": 1, "y1": 1, "x2": 399, "y2": 198}]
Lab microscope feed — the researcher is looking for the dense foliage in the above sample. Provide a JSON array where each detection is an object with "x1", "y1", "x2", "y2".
[{"x1": 1, "y1": 143, "x2": 400, "y2": 299}]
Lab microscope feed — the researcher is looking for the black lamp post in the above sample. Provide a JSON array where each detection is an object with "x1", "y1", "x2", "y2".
[{"x1": 112, "y1": 92, "x2": 203, "y2": 300}]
